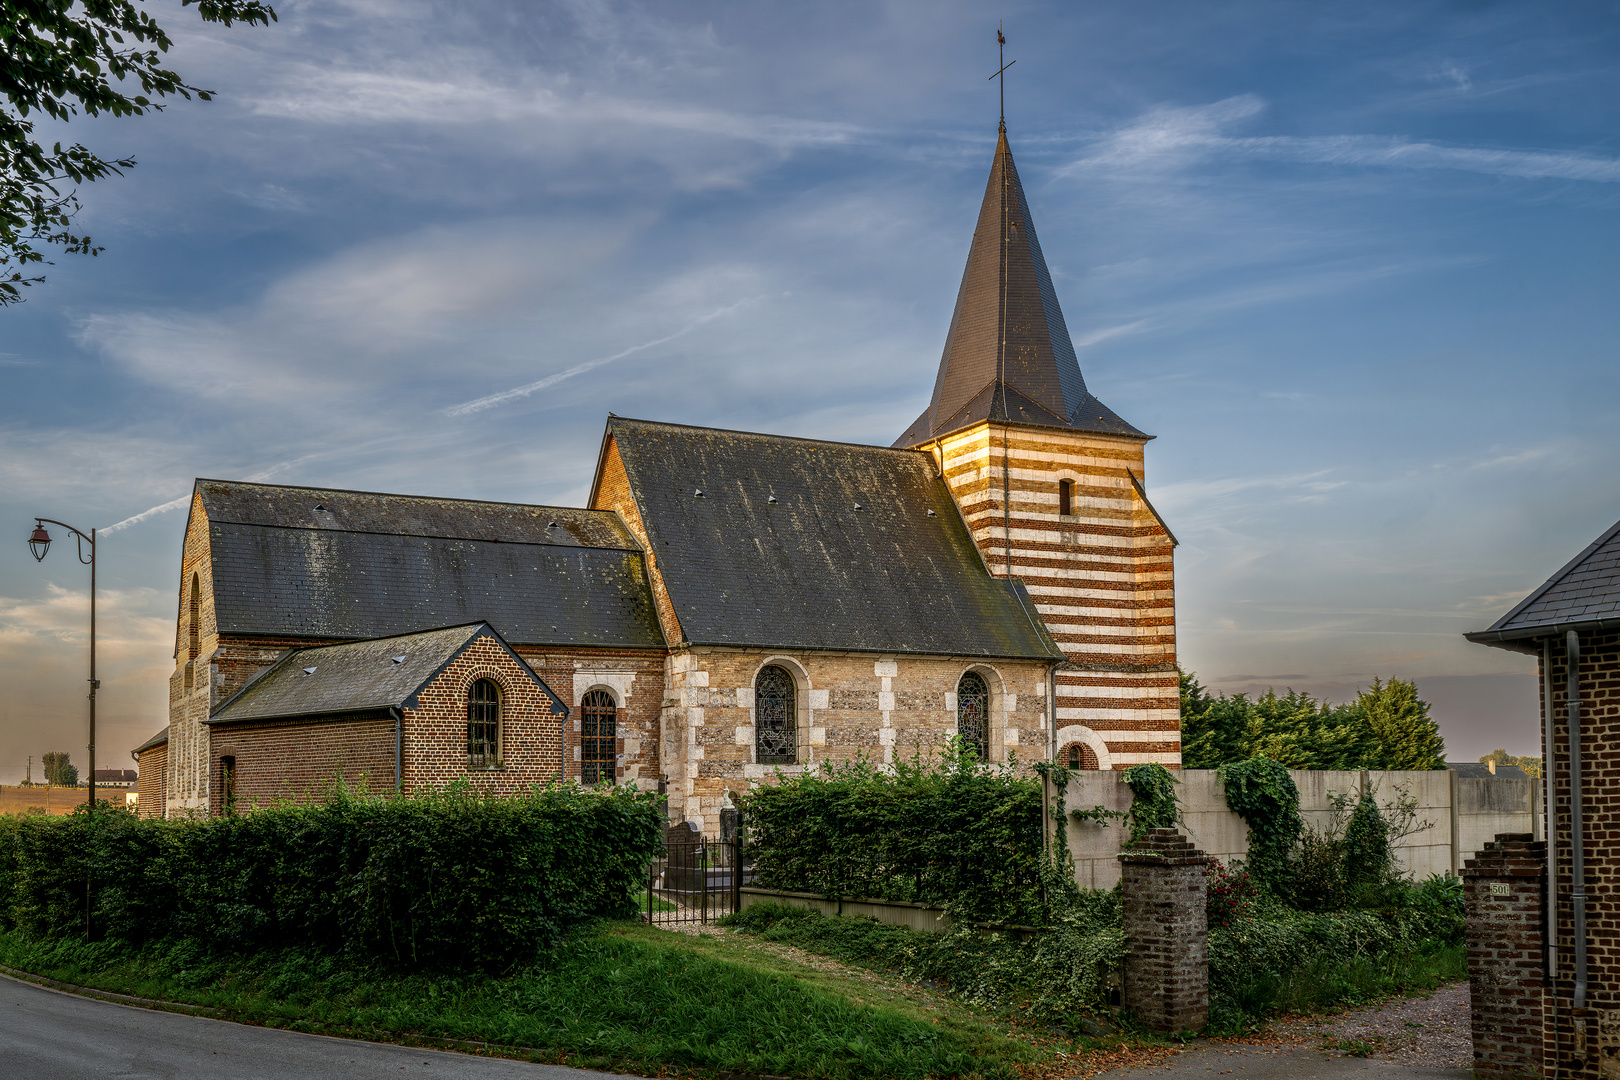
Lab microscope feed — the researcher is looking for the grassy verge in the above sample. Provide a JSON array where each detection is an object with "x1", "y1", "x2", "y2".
[
  {"x1": 1208, "y1": 942, "x2": 1466, "y2": 1034},
  {"x1": 0, "y1": 923, "x2": 1048, "y2": 1080}
]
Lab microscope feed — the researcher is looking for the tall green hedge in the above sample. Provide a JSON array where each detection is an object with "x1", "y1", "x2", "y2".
[
  {"x1": 0, "y1": 784, "x2": 663, "y2": 972},
  {"x1": 739, "y1": 747, "x2": 1046, "y2": 924}
]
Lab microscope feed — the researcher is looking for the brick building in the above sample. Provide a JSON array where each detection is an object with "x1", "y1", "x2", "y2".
[
  {"x1": 1466, "y1": 516, "x2": 1620, "y2": 1077},
  {"x1": 130, "y1": 125, "x2": 1179, "y2": 829}
]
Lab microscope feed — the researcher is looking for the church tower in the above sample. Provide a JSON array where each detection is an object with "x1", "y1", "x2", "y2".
[{"x1": 896, "y1": 127, "x2": 1180, "y2": 770}]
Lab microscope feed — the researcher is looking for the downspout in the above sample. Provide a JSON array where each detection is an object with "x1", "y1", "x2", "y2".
[
  {"x1": 1567, "y1": 629, "x2": 1588, "y2": 1011},
  {"x1": 390, "y1": 707, "x2": 402, "y2": 795},
  {"x1": 1543, "y1": 637, "x2": 1559, "y2": 1080}
]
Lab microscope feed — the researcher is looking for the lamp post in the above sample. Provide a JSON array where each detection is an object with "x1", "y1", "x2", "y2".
[{"x1": 28, "y1": 519, "x2": 97, "y2": 808}]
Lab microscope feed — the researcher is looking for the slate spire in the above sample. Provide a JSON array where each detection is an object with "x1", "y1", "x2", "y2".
[{"x1": 895, "y1": 129, "x2": 1144, "y2": 448}]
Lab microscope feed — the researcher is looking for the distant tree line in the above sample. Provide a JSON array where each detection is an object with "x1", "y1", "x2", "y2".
[{"x1": 1180, "y1": 672, "x2": 1446, "y2": 771}]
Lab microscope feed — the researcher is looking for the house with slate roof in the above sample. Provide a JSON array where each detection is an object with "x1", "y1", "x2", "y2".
[
  {"x1": 134, "y1": 124, "x2": 1178, "y2": 830},
  {"x1": 1466, "y1": 517, "x2": 1620, "y2": 1074}
]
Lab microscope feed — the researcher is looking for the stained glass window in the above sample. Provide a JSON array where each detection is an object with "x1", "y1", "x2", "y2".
[
  {"x1": 468, "y1": 679, "x2": 500, "y2": 766},
  {"x1": 582, "y1": 689, "x2": 617, "y2": 784},
  {"x1": 956, "y1": 672, "x2": 989, "y2": 760},
  {"x1": 755, "y1": 665, "x2": 797, "y2": 764}
]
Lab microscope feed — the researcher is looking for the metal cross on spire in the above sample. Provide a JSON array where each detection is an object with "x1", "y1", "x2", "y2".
[{"x1": 989, "y1": 23, "x2": 1015, "y2": 132}]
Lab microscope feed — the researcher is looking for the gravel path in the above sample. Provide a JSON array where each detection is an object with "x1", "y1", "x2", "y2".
[{"x1": 1244, "y1": 982, "x2": 1472, "y2": 1070}]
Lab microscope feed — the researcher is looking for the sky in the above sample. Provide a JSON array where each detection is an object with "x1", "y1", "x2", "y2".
[{"x1": 4, "y1": 0, "x2": 1619, "y2": 783}]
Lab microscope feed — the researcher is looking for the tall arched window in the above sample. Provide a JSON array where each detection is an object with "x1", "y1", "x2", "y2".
[
  {"x1": 755, "y1": 666, "x2": 797, "y2": 765},
  {"x1": 1058, "y1": 479, "x2": 1074, "y2": 517},
  {"x1": 467, "y1": 679, "x2": 500, "y2": 766},
  {"x1": 581, "y1": 690, "x2": 617, "y2": 784},
  {"x1": 1066, "y1": 743, "x2": 1098, "y2": 770},
  {"x1": 956, "y1": 672, "x2": 989, "y2": 760},
  {"x1": 187, "y1": 574, "x2": 200, "y2": 661}
]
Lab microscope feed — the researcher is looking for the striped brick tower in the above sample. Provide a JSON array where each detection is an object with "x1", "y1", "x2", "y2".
[{"x1": 895, "y1": 124, "x2": 1179, "y2": 770}]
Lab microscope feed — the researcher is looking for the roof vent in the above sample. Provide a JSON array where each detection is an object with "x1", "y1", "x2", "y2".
[
  {"x1": 548, "y1": 521, "x2": 559, "y2": 528},
  {"x1": 853, "y1": 503, "x2": 864, "y2": 511},
  {"x1": 767, "y1": 495, "x2": 778, "y2": 504},
  {"x1": 927, "y1": 509, "x2": 936, "y2": 517},
  {"x1": 303, "y1": 666, "x2": 317, "y2": 675},
  {"x1": 312, "y1": 504, "x2": 329, "y2": 512},
  {"x1": 391, "y1": 656, "x2": 406, "y2": 664},
  {"x1": 694, "y1": 489, "x2": 704, "y2": 498}
]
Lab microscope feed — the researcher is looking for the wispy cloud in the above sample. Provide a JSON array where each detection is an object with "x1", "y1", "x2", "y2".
[
  {"x1": 103, "y1": 496, "x2": 190, "y2": 535},
  {"x1": 1063, "y1": 94, "x2": 1620, "y2": 184},
  {"x1": 445, "y1": 297, "x2": 765, "y2": 416}
]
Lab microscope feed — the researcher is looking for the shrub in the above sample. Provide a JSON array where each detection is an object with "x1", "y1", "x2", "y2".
[
  {"x1": 739, "y1": 743, "x2": 1047, "y2": 924},
  {"x1": 0, "y1": 784, "x2": 663, "y2": 972},
  {"x1": 1204, "y1": 859, "x2": 1255, "y2": 928}
]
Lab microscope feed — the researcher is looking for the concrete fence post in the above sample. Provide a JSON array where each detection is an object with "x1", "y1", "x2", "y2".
[
  {"x1": 1462, "y1": 832, "x2": 1546, "y2": 1080},
  {"x1": 1119, "y1": 828, "x2": 1210, "y2": 1034}
]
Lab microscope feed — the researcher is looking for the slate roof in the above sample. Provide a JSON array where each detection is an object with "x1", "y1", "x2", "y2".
[
  {"x1": 895, "y1": 128, "x2": 1146, "y2": 448},
  {"x1": 1448, "y1": 762, "x2": 1530, "y2": 780},
  {"x1": 195, "y1": 480, "x2": 664, "y2": 649},
  {"x1": 209, "y1": 623, "x2": 567, "y2": 724},
  {"x1": 132, "y1": 726, "x2": 169, "y2": 756},
  {"x1": 1467, "y1": 516, "x2": 1620, "y2": 651},
  {"x1": 598, "y1": 417, "x2": 1064, "y2": 660}
]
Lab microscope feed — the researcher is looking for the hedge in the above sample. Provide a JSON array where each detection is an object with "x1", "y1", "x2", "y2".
[
  {"x1": 739, "y1": 748, "x2": 1047, "y2": 924},
  {"x1": 0, "y1": 784, "x2": 664, "y2": 972}
]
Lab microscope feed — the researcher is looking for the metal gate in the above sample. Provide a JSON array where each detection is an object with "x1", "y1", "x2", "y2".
[
  {"x1": 646, "y1": 834, "x2": 745, "y2": 925},
  {"x1": 646, "y1": 810, "x2": 748, "y2": 926}
]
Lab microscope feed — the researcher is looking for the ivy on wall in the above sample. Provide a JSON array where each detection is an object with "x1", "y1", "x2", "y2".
[{"x1": 1216, "y1": 756, "x2": 1302, "y2": 885}]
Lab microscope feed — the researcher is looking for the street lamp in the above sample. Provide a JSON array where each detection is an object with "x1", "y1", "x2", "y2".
[{"x1": 27, "y1": 518, "x2": 98, "y2": 808}]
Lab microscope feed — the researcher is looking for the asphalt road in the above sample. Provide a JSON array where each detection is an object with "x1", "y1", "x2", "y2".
[{"x1": 1, "y1": 971, "x2": 635, "y2": 1080}]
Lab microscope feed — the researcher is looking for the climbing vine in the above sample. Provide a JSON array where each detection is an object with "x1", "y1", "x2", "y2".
[
  {"x1": 1121, "y1": 762, "x2": 1179, "y2": 842},
  {"x1": 1216, "y1": 756, "x2": 1302, "y2": 885}
]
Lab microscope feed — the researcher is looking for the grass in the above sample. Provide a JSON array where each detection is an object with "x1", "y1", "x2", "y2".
[
  {"x1": 1207, "y1": 942, "x2": 1467, "y2": 1035},
  {"x1": 0, "y1": 923, "x2": 1049, "y2": 1079},
  {"x1": 634, "y1": 889, "x2": 679, "y2": 913}
]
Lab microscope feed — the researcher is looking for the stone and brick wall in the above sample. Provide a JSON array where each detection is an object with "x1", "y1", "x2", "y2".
[
  {"x1": 1119, "y1": 828, "x2": 1209, "y2": 1034},
  {"x1": 517, "y1": 646, "x2": 665, "y2": 789},
  {"x1": 207, "y1": 713, "x2": 395, "y2": 814},
  {"x1": 1463, "y1": 833, "x2": 1547, "y2": 1079},
  {"x1": 661, "y1": 648, "x2": 1052, "y2": 833},
  {"x1": 402, "y1": 634, "x2": 567, "y2": 795},
  {"x1": 135, "y1": 742, "x2": 167, "y2": 819},
  {"x1": 927, "y1": 423, "x2": 1179, "y2": 769}
]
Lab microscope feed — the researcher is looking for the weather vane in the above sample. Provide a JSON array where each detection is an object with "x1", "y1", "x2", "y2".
[{"x1": 989, "y1": 23, "x2": 1015, "y2": 131}]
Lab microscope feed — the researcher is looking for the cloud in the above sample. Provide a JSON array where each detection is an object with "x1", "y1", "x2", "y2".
[
  {"x1": 1062, "y1": 95, "x2": 1620, "y2": 184},
  {"x1": 103, "y1": 496, "x2": 190, "y2": 535},
  {"x1": 445, "y1": 296, "x2": 765, "y2": 416}
]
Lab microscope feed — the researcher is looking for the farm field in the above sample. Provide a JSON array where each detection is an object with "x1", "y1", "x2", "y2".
[{"x1": 0, "y1": 785, "x2": 107, "y2": 816}]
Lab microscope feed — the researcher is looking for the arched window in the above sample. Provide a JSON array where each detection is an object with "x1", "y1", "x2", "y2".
[
  {"x1": 467, "y1": 679, "x2": 500, "y2": 766},
  {"x1": 1066, "y1": 743, "x2": 1098, "y2": 770},
  {"x1": 187, "y1": 573, "x2": 200, "y2": 661},
  {"x1": 952, "y1": 676, "x2": 991, "y2": 761},
  {"x1": 581, "y1": 690, "x2": 617, "y2": 784},
  {"x1": 1058, "y1": 479, "x2": 1074, "y2": 517},
  {"x1": 755, "y1": 666, "x2": 797, "y2": 764},
  {"x1": 956, "y1": 672, "x2": 989, "y2": 760}
]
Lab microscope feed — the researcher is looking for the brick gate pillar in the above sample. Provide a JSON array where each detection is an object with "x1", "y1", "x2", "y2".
[
  {"x1": 1462, "y1": 832, "x2": 1547, "y2": 1080},
  {"x1": 1119, "y1": 828, "x2": 1210, "y2": 1034}
]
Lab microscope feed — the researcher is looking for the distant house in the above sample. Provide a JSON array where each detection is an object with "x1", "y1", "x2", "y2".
[
  {"x1": 1447, "y1": 761, "x2": 1528, "y2": 780},
  {"x1": 91, "y1": 768, "x2": 137, "y2": 788},
  {"x1": 1466, "y1": 514, "x2": 1620, "y2": 1074}
]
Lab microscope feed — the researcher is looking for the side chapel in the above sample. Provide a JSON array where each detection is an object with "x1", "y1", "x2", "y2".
[{"x1": 132, "y1": 126, "x2": 1179, "y2": 830}]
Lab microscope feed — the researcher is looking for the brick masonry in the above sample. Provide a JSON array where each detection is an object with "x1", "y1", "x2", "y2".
[
  {"x1": 1540, "y1": 630, "x2": 1620, "y2": 1080},
  {"x1": 925, "y1": 423, "x2": 1179, "y2": 770},
  {"x1": 135, "y1": 743, "x2": 166, "y2": 819},
  {"x1": 1120, "y1": 828, "x2": 1209, "y2": 1034},
  {"x1": 1463, "y1": 832, "x2": 1547, "y2": 1079}
]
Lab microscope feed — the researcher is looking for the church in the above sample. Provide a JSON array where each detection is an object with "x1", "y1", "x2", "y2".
[{"x1": 132, "y1": 126, "x2": 1180, "y2": 830}]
